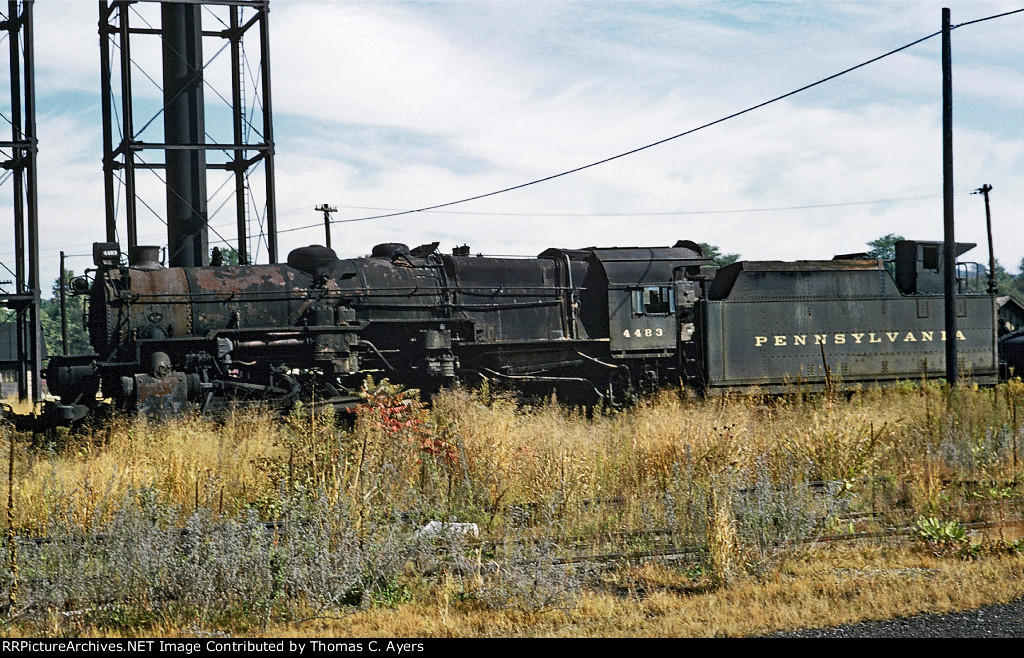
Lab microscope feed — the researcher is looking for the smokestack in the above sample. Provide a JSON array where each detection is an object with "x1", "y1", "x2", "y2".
[{"x1": 162, "y1": 2, "x2": 208, "y2": 268}]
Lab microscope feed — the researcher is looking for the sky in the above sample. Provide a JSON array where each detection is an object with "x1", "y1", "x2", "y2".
[{"x1": 2, "y1": 0, "x2": 1023, "y2": 290}]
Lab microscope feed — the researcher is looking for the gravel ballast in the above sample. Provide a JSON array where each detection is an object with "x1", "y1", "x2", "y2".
[{"x1": 764, "y1": 596, "x2": 1024, "y2": 637}]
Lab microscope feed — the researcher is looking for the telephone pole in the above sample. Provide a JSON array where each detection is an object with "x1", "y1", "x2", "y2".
[
  {"x1": 942, "y1": 7, "x2": 958, "y2": 385},
  {"x1": 973, "y1": 184, "x2": 997, "y2": 294},
  {"x1": 316, "y1": 203, "x2": 337, "y2": 249}
]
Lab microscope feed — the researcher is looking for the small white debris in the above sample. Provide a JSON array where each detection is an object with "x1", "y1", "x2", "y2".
[{"x1": 416, "y1": 520, "x2": 479, "y2": 539}]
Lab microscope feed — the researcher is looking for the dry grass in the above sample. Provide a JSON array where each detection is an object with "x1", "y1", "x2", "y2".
[
  {"x1": 228, "y1": 540, "x2": 1024, "y2": 638},
  {"x1": 6, "y1": 409, "x2": 286, "y2": 534},
  {"x1": 2, "y1": 378, "x2": 1023, "y2": 636}
]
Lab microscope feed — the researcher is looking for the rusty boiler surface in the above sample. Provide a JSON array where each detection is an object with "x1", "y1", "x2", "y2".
[
  {"x1": 189, "y1": 265, "x2": 312, "y2": 334},
  {"x1": 126, "y1": 265, "x2": 317, "y2": 338},
  {"x1": 191, "y1": 264, "x2": 291, "y2": 292},
  {"x1": 128, "y1": 267, "x2": 194, "y2": 337}
]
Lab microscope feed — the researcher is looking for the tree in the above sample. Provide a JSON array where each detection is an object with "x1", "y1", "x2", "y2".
[
  {"x1": 1010, "y1": 259, "x2": 1024, "y2": 300},
  {"x1": 954, "y1": 256, "x2": 1024, "y2": 298},
  {"x1": 40, "y1": 272, "x2": 91, "y2": 358},
  {"x1": 697, "y1": 243, "x2": 740, "y2": 267},
  {"x1": 866, "y1": 233, "x2": 905, "y2": 262},
  {"x1": 990, "y1": 260, "x2": 1018, "y2": 296},
  {"x1": 865, "y1": 231, "x2": 1024, "y2": 299},
  {"x1": 865, "y1": 234, "x2": 905, "y2": 277}
]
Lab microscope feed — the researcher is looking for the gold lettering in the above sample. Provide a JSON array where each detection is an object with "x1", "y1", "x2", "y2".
[{"x1": 759, "y1": 329, "x2": 961, "y2": 348}]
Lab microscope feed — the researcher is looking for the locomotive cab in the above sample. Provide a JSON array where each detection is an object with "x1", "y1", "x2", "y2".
[{"x1": 587, "y1": 245, "x2": 709, "y2": 358}]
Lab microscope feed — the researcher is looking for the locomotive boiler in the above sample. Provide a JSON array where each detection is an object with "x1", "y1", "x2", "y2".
[{"x1": 39, "y1": 236, "x2": 1008, "y2": 424}]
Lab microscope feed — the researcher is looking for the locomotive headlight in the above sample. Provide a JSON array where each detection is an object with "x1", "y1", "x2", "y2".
[{"x1": 70, "y1": 276, "x2": 90, "y2": 295}]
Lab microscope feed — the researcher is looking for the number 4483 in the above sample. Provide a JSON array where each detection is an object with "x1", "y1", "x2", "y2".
[{"x1": 623, "y1": 328, "x2": 663, "y2": 338}]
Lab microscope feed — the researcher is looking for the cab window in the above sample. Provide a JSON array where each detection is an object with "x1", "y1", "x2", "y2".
[{"x1": 631, "y1": 286, "x2": 674, "y2": 315}]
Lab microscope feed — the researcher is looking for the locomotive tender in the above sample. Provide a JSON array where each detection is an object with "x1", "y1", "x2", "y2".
[{"x1": 40, "y1": 236, "x2": 1008, "y2": 423}]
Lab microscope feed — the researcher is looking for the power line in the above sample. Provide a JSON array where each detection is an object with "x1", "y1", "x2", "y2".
[
  {"x1": 1, "y1": 189, "x2": 977, "y2": 262},
  {"x1": 955, "y1": 7, "x2": 1024, "y2": 28},
  {"x1": 278, "y1": 7, "x2": 1022, "y2": 237},
  {"x1": 280, "y1": 30, "x2": 945, "y2": 235},
  {"x1": 0, "y1": 185, "x2": 989, "y2": 265},
  {"x1": 309, "y1": 193, "x2": 954, "y2": 219}
]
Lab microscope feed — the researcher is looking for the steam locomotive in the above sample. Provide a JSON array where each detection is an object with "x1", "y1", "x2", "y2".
[{"x1": 36, "y1": 236, "x2": 1015, "y2": 425}]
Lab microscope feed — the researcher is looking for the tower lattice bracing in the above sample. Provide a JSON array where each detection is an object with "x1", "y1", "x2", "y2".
[
  {"x1": 100, "y1": 0, "x2": 278, "y2": 267},
  {"x1": 0, "y1": 0, "x2": 41, "y2": 403}
]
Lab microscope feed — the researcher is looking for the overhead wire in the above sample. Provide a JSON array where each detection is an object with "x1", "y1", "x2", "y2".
[
  {"x1": 278, "y1": 6, "x2": 1023, "y2": 237},
  {"x1": 314, "y1": 193, "x2": 957, "y2": 219},
  {"x1": 6, "y1": 189, "x2": 977, "y2": 266},
  {"x1": 20, "y1": 6, "x2": 1023, "y2": 269},
  {"x1": 278, "y1": 29, "x2": 946, "y2": 235},
  {"x1": 954, "y1": 7, "x2": 1024, "y2": 27}
]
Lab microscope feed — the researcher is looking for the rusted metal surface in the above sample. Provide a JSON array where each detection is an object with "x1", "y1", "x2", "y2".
[
  {"x1": 134, "y1": 372, "x2": 190, "y2": 418},
  {"x1": 127, "y1": 267, "x2": 192, "y2": 340},
  {"x1": 188, "y1": 264, "x2": 309, "y2": 334}
]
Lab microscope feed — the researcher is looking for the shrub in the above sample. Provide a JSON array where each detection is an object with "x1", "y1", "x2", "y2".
[{"x1": 915, "y1": 516, "x2": 969, "y2": 556}]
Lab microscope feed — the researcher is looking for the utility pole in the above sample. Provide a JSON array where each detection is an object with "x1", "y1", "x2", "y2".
[
  {"x1": 59, "y1": 251, "x2": 68, "y2": 355},
  {"x1": 942, "y1": 7, "x2": 958, "y2": 386},
  {"x1": 316, "y1": 203, "x2": 337, "y2": 249},
  {"x1": 973, "y1": 184, "x2": 997, "y2": 294}
]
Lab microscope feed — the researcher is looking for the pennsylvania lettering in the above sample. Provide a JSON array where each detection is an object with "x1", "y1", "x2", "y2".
[{"x1": 754, "y1": 330, "x2": 968, "y2": 348}]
